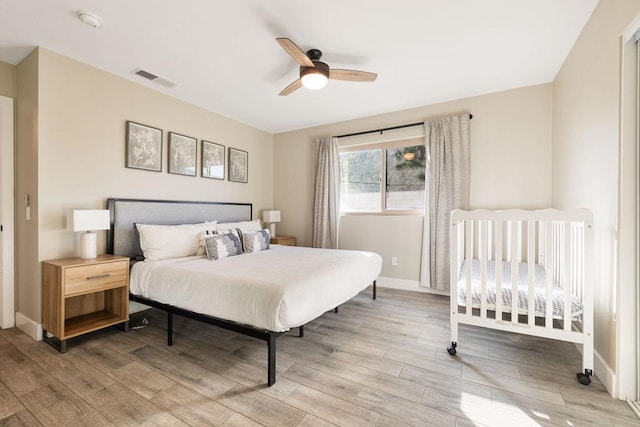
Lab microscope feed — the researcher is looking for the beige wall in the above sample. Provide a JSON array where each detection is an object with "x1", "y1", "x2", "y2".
[
  {"x1": 274, "y1": 83, "x2": 553, "y2": 282},
  {"x1": 552, "y1": 0, "x2": 640, "y2": 397},
  {"x1": 0, "y1": 60, "x2": 17, "y2": 99},
  {"x1": 17, "y1": 48, "x2": 274, "y2": 324}
]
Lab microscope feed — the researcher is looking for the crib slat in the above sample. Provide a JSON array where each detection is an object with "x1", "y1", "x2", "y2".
[
  {"x1": 450, "y1": 218, "x2": 460, "y2": 345},
  {"x1": 582, "y1": 220, "x2": 594, "y2": 373},
  {"x1": 487, "y1": 221, "x2": 493, "y2": 261},
  {"x1": 545, "y1": 221, "x2": 554, "y2": 328},
  {"x1": 506, "y1": 224, "x2": 511, "y2": 263},
  {"x1": 516, "y1": 223, "x2": 522, "y2": 262},
  {"x1": 527, "y1": 220, "x2": 535, "y2": 326},
  {"x1": 563, "y1": 221, "x2": 572, "y2": 331},
  {"x1": 537, "y1": 221, "x2": 544, "y2": 265},
  {"x1": 495, "y1": 220, "x2": 503, "y2": 320},
  {"x1": 465, "y1": 220, "x2": 474, "y2": 316},
  {"x1": 510, "y1": 221, "x2": 519, "y2": 324},
  {"x1": 480, "y1": 220, "x2": 488, "y2": 318}
]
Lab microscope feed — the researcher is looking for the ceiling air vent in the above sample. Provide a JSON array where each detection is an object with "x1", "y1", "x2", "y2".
[
  {"x1": 154, "y1": 77, "x2": 177, "y2": 88},
  {"x1": 132, "y1": 68, "x2": 177, "y2": 88}
]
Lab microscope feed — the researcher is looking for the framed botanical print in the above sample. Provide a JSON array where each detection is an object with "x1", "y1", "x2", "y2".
[
  {"x1": 168, "y1": 132, "x2": 197, "y2": 176},
  {"x1": 125, "y1": 121, "x2": 162, "y2": 172},
  {"x1": 228, "y1": 147, "x2": 248, "y2": 183},
  {"x1": 201, "y1": 140, "x2": 225, "y2": 179}
]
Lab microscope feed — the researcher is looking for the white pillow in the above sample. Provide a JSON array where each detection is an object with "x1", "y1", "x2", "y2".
[
  {"x1": 137, "y1": 221, "x2": 217, "y2": 261},
  {"x1": 217, "y1": 219, "x2": 261, "y2": 232}
]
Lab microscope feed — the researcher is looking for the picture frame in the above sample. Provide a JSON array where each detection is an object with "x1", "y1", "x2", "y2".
[
  {"x1": 125, "y1": 121, "x2": 162, "y2": 172},
  {"x1": 228, "y1": 147, "x2": 248, "y2": 183},
  {"x1": 201, "y1": 140, "x2": 225, "y2": 180},
  {"x1": 168, "y1": 132, "x2": 197, "y2": 176}
]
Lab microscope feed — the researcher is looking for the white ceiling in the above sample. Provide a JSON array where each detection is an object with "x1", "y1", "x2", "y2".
[{"x1": 0, "y1": 0, "x2": 598, "y2": 134}]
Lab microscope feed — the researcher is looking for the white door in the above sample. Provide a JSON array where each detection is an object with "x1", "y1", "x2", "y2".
[{"x1": 0, "y1": 95, "x2": 15, "y2": 329}]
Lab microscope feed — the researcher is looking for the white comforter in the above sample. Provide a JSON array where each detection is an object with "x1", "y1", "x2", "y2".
[{"x1": 130, "y1": 245, "x2": 382, "y2": 332}]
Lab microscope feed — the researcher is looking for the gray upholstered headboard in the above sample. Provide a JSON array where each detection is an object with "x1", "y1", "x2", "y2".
[{"x1": 107, "y1": 198, "x2": 253, "y2": 259}]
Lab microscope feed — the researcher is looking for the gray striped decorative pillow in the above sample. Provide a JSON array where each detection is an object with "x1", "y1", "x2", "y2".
[
  {"x1": 242, "y1": 229, "x2": 270, "y2": 253},
  {"x1": 204, "y1": 234, "x2": 244, "y2": 260}
]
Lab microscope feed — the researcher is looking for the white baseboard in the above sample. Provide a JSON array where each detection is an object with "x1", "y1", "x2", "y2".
[
  {"x1": 594, "y1": 348, "x2": 616, "y2": 397},
  {"x1": 628, "y1": 401, "x2": 640, "y2": 419},
  {"x1": 15, "y1": 312, "x2": 42, "y2": 341},
  {"x1": 377, "y1": 277, "x2": 450, "y2": 296}
]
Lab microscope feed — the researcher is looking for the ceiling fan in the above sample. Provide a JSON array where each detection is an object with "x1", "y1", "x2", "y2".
[{"x1": 276, "y1": 38, "x2": 377, "y2": 96}]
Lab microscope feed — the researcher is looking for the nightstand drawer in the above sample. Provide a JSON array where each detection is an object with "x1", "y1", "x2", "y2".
[{"x1": 64, "y1": 260, "x2": 128, "y2": 296}]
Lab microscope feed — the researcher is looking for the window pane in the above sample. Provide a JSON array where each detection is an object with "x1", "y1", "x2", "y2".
[
  {"x1": 386, "y1": 145, "x2": 426, "y2": 210},
  {"x1": 340, "y1": 149, "x2": 381, "y2": 212}
]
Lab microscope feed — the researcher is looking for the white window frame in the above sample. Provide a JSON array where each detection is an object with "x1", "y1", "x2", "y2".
[{"x1": 339, "y1": 136, "x2": 425, "y2": 216}]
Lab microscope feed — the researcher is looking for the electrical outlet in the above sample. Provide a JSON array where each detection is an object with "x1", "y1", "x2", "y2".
[{"x1": 391, "y1": 256, "x2": 398, "y2": 266}]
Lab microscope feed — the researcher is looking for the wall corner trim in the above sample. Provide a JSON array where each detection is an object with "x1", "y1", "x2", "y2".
[{"x1": 15, "y1": 311, "x2": 42, "y2": 341}]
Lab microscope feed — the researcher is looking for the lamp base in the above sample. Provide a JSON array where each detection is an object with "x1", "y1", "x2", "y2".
[
  {"x1": 80, "y1": 231, "x2": 97, "y2": 259},
  {"x1": 269, "y1": 223, "x2": 277, "y2": 237}
]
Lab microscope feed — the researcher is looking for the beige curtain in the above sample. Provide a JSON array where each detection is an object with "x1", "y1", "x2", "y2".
[
  {"x1": 420, "y1": 114, "x2": 470, "y2": 290},
  {"x1": 312, "y1": 136, "x2": 340, "y2": 248}
]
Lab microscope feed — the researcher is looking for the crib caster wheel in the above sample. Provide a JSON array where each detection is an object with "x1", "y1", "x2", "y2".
[
  {"x1": 577, "y1": 369, "x2": 592, "y2": 385},
  {"x1": 447, "y1": 342, "x2": 457, "y2": 356}
]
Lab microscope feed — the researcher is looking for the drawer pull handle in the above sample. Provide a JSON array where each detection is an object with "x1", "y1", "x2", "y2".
[{"x1": 86, "y1": 273, "x2": 111, "y2": 280}]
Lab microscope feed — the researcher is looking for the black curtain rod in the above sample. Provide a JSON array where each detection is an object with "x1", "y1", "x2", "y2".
[{"x1": 334, "y1": 114, "x2": 473, "y2": 139}]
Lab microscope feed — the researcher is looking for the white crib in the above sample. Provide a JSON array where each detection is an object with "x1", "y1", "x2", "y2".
[{"x1": 448, "y1": 208, "x2": 594, "y2": 385}]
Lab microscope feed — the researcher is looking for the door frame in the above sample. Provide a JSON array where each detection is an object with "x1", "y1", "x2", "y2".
[
  {"x1": 0, "y1": 95, "x2": 15, "y2": 329},
  {"x1": 619, "y1": 20, "x2": 639, "y2": 403}
]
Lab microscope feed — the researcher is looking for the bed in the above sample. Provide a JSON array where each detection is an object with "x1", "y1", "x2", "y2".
[
  {"x1": 107, "y1": 198, "x2": 381, "y2": 386},
  {"x1": 448, "y1": 208, "x2": 594, "y2": 385}
]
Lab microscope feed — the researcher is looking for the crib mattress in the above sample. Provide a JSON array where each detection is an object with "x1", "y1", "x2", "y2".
[{"x1": 457, "y1": 259, "x2": 582, "y2": 319}]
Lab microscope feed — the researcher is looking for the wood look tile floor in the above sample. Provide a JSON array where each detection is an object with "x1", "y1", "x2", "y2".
[{"x1": 0, "y1": 288, "x2": 638, "y2": 426}]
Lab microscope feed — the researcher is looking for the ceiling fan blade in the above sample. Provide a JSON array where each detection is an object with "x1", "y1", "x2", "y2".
[
  {"x1": 329, "y1": 69, "x2": 378, "y2": 82},
  {"x1": 276, "y1": 38, "x2": 314, "y2": 67},
  {"x1": 279, "y1": 79, "x2": 303, "y2": 96}
]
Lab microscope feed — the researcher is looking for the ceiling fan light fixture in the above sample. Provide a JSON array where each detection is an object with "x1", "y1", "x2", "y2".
[
  {"x1": 300, "y1": 62, "x2": 329, "y2": 90},
  {"x1": 402, "y1": 152, "x2": 416, "y2": 161},
  {"x1": 301, "y1": 72, "x2": 328, "y2": 90}
]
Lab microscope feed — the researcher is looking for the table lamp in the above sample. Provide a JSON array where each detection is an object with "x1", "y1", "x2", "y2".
[
  {"x1": 263, "y1": 210, "x2": 281, "y2": 237},
  {"x1": 73, "y1": 210, "x2": 110, "y2": 259}
]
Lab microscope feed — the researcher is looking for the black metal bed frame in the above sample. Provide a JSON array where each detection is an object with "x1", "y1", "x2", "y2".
[
  {"x1": 128, "y1": 282, "x2": 375, "y2": 386},
  {"x1": 106, "y1": 197, "x2": 377, "y2": 386},
  {"x1": 128, "y1": 294, "x2": 293, "y2": 386}
]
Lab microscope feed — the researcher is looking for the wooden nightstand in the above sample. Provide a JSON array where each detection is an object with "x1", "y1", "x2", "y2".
[
  {"x1": 42, "y1": 254, "x2": 129, "y2": 352},
  {"x1": 270, "y1": 236, "x2": 296, "y2": 246}
]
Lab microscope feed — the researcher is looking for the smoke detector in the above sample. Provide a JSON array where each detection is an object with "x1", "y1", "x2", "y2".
[{"x1": 77, "y1": 11, "x2": 102, "y2": 29}]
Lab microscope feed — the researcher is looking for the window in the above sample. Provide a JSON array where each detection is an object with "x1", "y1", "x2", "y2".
[{"x1": 339, "y1": 138, "x2": 426, "y2": 213}]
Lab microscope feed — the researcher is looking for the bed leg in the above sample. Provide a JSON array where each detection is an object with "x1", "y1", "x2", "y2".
[
  {"x1": 299, "y1": 325, "x2": 304, "y2": 338},
  {"x1": 167, "y1": 312, "x2": 173, "y2": 346},
  {"x1": 373, "y1": 280, "x2": 377, "y2": 300},
  {"x1": 447, "y1": 341, "x2": 457, "y2": 356},
  {"x1": 267, "y1": 334, "x2": 276, "y2": 386}
]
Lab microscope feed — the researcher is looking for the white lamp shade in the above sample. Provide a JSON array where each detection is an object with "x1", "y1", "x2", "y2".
[
  {"x1": 73, "y1": 210, "x2": 110, "y2": 232},
  {"x1": 263, "y1": 210, "x2": 281, "y2": 223}
]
